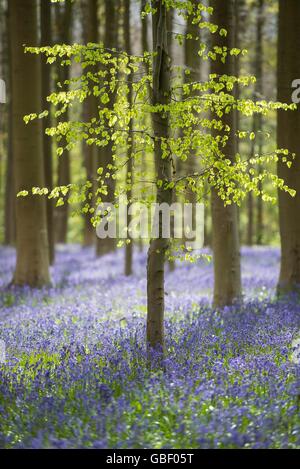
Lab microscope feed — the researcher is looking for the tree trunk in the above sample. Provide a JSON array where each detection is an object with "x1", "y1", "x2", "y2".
[
  {"x1": 3, "y1": 0, "x2": 16, "y2": 246},
  {"x1": 9, "y1": 0, "x2": 50, "y2": 287},
  {"x1": 54, "y1": 1, "x2": 72, "y2": 244},
  {"x1": 277, "y1": 0, "x2": 300, "y2": 294},
  {"x1": 183, "y1": 1, "x2": 201, "y2": 233},
  {"x1": 0, "y1": 0, "x2": 5, "y2": 179},
  {"x1": 41, "y1": 0, "x2": 55, "y2": 264},
  {"x1": 137, "y1": 0, "x2": 149, "y2": 253},
  {"x1": 146, "y1": 1, "x2": 172, "y2": 355},
  {"x1": 247, "y1": 188, "x2": 254, "y2": 246},
  {"x1": 4, "y1": 133, "x2": 15, "y2": 245},
  {"x1": 124, "y1": 0, "x2": 133, "y2": 276},
  {"x1": 246, "y1": 0, "x2": 264, "y2": 246},
  {"x1": 247, "y1": 119, "x2": 257, "y2": 246},
  {"x1": 141, "y1": 0, "x2": 149, "y2": 55},
  {"x1": 233, "y1": 0, "x2": 246, "y2": 245},
  {"x1": 247, "y1": 126, "x2": 255, "y2": 246},
  {"x1": 203, "y1": 191, "x2": 211, "y2": 247},
  {"x1": 167, "y1": 7, "x2": 176, "y2": 273},
  {"x1": 210, "y1": 0, "x2": 242, "y2": 308},
  {"x1": 255, "y1": 0, "x2": 264, "y2": 246},
  {"x1": 233, "y1": 0, "x2": 246, "y2": 153},
  {"x1": 82, "y1": 0, "x2": 98, "y2": 247},
  {"x1": 96, "y1": 0, "x2": 118, "y2": 257}
]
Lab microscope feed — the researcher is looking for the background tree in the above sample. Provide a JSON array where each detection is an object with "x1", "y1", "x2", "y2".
[
  {"x1": 183, "y1": 0, "x2": 201, "y2": 246},
  {"x1": 255, "y1": 0, "x2": 264, "y2": 246},
  {"x1": 96, "y1": 0, "x2": 119, "y2": 257},
  {"x1": 9, "y1": 0, "x2": 50, "y2": 286},
  {"x1": 54, "y1": 0, "x2": 73, "y2": 244},
  {"x1": 41, "y1": 0, "x2": 55, "y2": 264},
  {"x1": 245, "y1": 0, "x2": 265, "y2": 247},
  {"x1": 210, "y1": 0, "x2": 242, "y2": 307},
  {"x1": 124, "y1": 0, "x2": 134, "y2": 277},
  {"x1": 81, "y1": 0, "x2": 98, "y2": 247},
  {"x1": 2, "y1": 0, "x2": 15, "y2": 246},
  {"x1": 277, "y1": 0, "x2": 300, "y2": 294}
]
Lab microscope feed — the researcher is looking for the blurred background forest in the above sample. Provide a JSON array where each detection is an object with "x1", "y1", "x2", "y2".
[
  {"x1": 0, "y1": 0, "x2": 281, "y2": 249},
  {"x1": 1, "y1": 1, "x2": 300, "y2": 450}
]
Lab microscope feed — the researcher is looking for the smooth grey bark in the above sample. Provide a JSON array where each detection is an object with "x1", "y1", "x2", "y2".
[
  {"x1": 246, "y1": 0, "x2": 264, "y2": 246},
  {"x1": 255, "y1": 0, "x2": 264, "y2": 246},
  {"x1": 124, "y1": 0, "x2": 133, "y2": 276},
  {"x1": 96, "y1": 0, "x2": 118, "y2": 257},
  {"x1": 210, "y1": 0, "x2": 242, "y2": 308},
  {"x1": 233, "y1": 0, "x2": 245, "y2": 245},
  {"x1": 247, "y1": 121, "x2": 255, "y2": 246},
  {"x1": 54, "y1": 1, "x2": 72, "y2": 244},
  {"x1": 3, "y1": 0, "x2": 16, "y2": 246},
  {"x1": 137, "y1": 0, "x2": 150, "y2": 254},
  {"x1": 277, "y1": 0, "x2": 300, "y2": 294},
  {"x1": 41, "y1": 0, "x2": 55, "y2": 264},
  {"x1": 10, "y1": 0, "x2": 50, "y2": 286},
  {"x1": 167, "y1": 7, "x2": 176, "y2": 273},
  {"x1": 183, "y1": 1, "x2": 201, "y2": 236},
  {"x1": 82, "y1": 0, "x2": 98, "y2": 247},
  {"x1": 146, "y1": 1, "x2": 172, "y2": 355},
  {"x1": 141, "y1": 0, "x2": 149, "y2": 55}
]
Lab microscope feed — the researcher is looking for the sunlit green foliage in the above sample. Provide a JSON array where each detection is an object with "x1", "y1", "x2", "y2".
[{"x1": 20, "y1": 0, "x2": 296, "y2": 248}]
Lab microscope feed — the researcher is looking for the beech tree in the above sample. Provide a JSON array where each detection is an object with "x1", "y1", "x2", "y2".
[
  {"x1": 96, "y1": 0, "x2": 119, "y2": 257},
  {"x1": 41, "y1": 0, "x2": 55, "y2": 264},
  {"x1": 146, "y1": 0, "x2": 172, "y2": 353},
  {"x1": 277, "y1": 0, "x2": 300, "y2": 294},
  {"x1": 3, "y1": 0, "x2": 15, "y2": 246},
  {"x1": 210, "y1": 0, "x2": 241, "y2": 308},
  {"x1": 22, "y1": 0, "x2": 295, "y2": 359},
  {"x1": 9, "y1": 0, "x2": 50, "y2": 286},
  {"x1": 54, "y1": 0, "x2": 73, "y2": 244},
  {"x1": 254, "y1": 0, "x2": 264, "y2": 246},
  {"x1": 81, "y1": 0, "x2": 98, "y2": 247},
  {"x1": 124, "y1": 0, "x2": 134, "y2": 277}
]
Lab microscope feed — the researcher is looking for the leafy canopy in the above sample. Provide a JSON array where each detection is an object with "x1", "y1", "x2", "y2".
[{"x1": 20, "y1": 1, "x2": 296, "y2": 241}]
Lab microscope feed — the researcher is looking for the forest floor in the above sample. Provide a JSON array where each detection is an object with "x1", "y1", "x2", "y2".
[{"x1": 0, "y1": 246, "x2": 299, "y2": 448}]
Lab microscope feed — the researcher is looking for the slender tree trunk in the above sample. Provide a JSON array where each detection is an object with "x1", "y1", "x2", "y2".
[
  {"x1": 233, "y1": 0, "x2": 246, "y2": 245},
  {"x1": 255, "y1": 0, "x2": 264, "y2": 246},
  {"x1": 256, "y1": 174, "x2": 263, "y2": 244},
  {"x1": 9, "y1": 0, "x2": 50, "y2": 287},
  {"x1": 247, "y1": 193, "x2": 254, "y2": 246},
  {"x1": 55, "y1": 1, "x2": 72, "y2": 244},
  {"x1": 55, "y1": 147, "x2": 70, "y2": 243},
  {"x1": 4, "y1": 134, "x2": 15, "y2": 245},
  {"x1": 210, "y1": 0, "x2": 242, "y2": 308},
  {"x1": 277, "y1": 0, "x2": 300, "y2": 294},
  {"x1": 203, "y1": 191, "x2": 211, "y2": 247},
  {"x1": 4, "y1": 1, "x2": 15, "y2": 246},
  {"x1": 247, "y1": 0, "x2": 264, "y2": 246},
  {"x1": 124, "y1": 0, "x2": 133, "y2": 276},
  {"x1": 167, "y1": 7, "x2": 176, "y2": 273},
  {"x1": 0, "y1": 0, "x2": 4, "y2": 222},
  {"x1": 41, "y1": 0, "x2": 55, "y2": 264},
  {"x1": 138, "y1": 0, "x2": 149, "y2": 253},
  {"x1": 146, "y1": 1, "x2": 172, "y2": 355},
  {"x1": 247, "y1": 119, "x2": 256, "y2": 246},
  {"x1": 82, "y1": 0, "x2": 98, "y2": 247},
  {"x1": 96, "y1": 0, "x2": 118, "y2": 257},
  {"x1": 141, "y1": 0, "x2": 149, "y2": 55},
  {"x1": 184, "y1": 1, "x2": 201, "y2": 232},
  {"x1": 233, "y1": 0, "x2": 246, "y2": 154}
]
